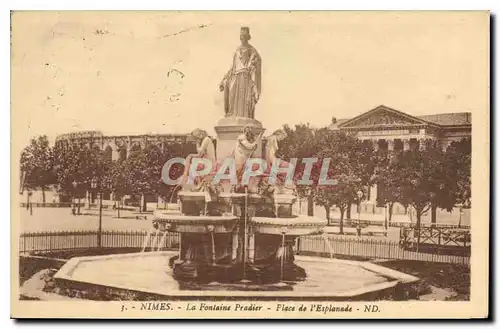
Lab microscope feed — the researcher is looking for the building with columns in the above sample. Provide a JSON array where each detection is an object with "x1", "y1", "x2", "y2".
[
  {"x1": 329, "y1": 105, "x2": 471, "y2": 152},
  {"x1": 329, "y1": 105, "x2": 471, "y2": 210},
  {"x1": 55, "y1": 131, "x2": 192, "y2": 162},
  {"x1": 53, "y1": 131, "x2": 194, "y2": 207}
]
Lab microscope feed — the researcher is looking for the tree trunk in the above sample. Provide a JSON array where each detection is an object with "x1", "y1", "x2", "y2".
[
  {"x1": 346, "y1": 201, "x2": 352, "y2": 219},
  {"x1": 307, "y1": 193, "x2": 314, "y2": 216},
  {"x1": 142, "y1": 194, "x2": 147, "y2": 212},
  {"x1": 117, "y1": 196, "x2": 121, "y2": 218},
  {"x1": 324, "y1": 206, "x2": 331, "y2": 226},
  {"x1": 388, "y1": 202, "x2": 394, "y2": 223},
  {"x1": 339, "y1": 207, "x2": 345, "y2": 235},
  {"x1": 416, "y1": 210, "x2": 422, "y2": 251},
  {"x1": 431, "y1": 203, "x2": 437, "y2": 225},
  {"x1": 458, "y1": 207, "x2": 463, "y2": 228},
  {"x1": 41, "y1": 188, "x2": 46, "y2": 203}
]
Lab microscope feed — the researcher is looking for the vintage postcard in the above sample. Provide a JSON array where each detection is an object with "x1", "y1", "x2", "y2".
[{"x1": 10, "y1": 11, "x2": 489, "y2": 319}]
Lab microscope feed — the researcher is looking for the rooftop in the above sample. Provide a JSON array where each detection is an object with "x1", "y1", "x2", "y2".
[
  {"x1": 328, "y1": 107, "x2": 472, "y2": 130},
  {"x1": 416, "y1": 112, "x2": 472, "y2": 126}
]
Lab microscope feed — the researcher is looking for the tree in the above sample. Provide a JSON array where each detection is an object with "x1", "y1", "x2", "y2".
[
  {"x1": 157, "y1": 142, "x2": 186, "y2": 205},
  {"x1": 20, "y1": 135, "x2": 56, "y2": 203},
  {"x1": 53, "y1": 141, "x2": 103, "y2": 212},
  {"x1": 445, "y1": 138, "x2": 471, "y2": 209},
  {"x1": 312, "y1": 128, "x2": 341, "y2": 225},
  {"x1": 102, "y1": 160, "x2": 128, "y2": 218},
  {"x1": 121, "y1": 142, "x2": 186, "y2": 212},
  {"x1": 373, "y1": 152, "x2": 407, "y2": 225},
  {"x1": 396, "y1": 140, "x2": 457, "y2": 228},
  {"x1": 277, "y1": 123, "x2": 318, "y2": 216},
  {"x1": 313, "y1": 130, "x2": 375, "y2": 234}
]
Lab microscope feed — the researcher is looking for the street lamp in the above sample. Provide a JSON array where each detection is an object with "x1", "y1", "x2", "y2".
[
  {"x1": 356, "y1": 190, "x2": 363, "y2": 236},
  {"x1": 91, "y1": 177, "x2": 103, "y2": 248}
]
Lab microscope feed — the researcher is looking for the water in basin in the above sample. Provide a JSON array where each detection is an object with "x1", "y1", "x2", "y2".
[{"x1": 63, "y1": 251, "x2": 391, "y2": 295}]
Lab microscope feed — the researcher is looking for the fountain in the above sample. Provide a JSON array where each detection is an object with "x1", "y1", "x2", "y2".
[
  {"x1": 52, "y1": 27, "x2": 419, "y2": 301},
  {"x1": 53, "y1": 121, "x2": 418, "y2": 299},
  {"x1": 152, "y1": 184, "x2": 328, "y2": 286}
]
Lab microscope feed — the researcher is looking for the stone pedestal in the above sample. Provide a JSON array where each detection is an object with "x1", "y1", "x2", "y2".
[{"x1": 214, "y1": 116, "x2": 265, "y2": 160}]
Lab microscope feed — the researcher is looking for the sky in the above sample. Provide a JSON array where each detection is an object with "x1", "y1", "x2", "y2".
[{"x1": 11, "y1": 11, "x2": 489, "y2": 149}]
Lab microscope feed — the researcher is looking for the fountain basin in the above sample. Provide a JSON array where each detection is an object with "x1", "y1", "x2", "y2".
[
  {"x1": 251, "y1": 216, "x2": 327, "y2": 236},
  {"x1": 178, "y1": 191, "x2": 207, "y2": 202},
  {"x1": 53, "y1": 251, "x2": 419, "y2": 300},
  {"x1": 178, "y1": 191, "x2": 278, "y2": 204},
  {"x1": 153, "y1": 211, "x2": 238, "y2": 233},
  {"x1": 273, "y1": 194, "x2": 297, "y2": 204}
]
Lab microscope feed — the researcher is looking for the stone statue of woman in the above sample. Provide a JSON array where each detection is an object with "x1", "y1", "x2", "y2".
[
  {"x1": 181, "y1": 129, "x2": 216, "y2": 186},
  {"x1": 263, "y1": 129, "x2": 290, "y2": 189},
  {"x1": 219, "y1": 27, "x2": 262, "y2": 119},
  {"x1": 265, "y1": 129, "x2": 288, "y2": 165}
]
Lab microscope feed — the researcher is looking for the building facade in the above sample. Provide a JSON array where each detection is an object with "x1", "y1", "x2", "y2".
[
  {"x1": 52, "y1": 130, "x2": 194, "y2": 207},
  {"x1": 329, "y1": 105, "x2": 471, "y2": 151},
  {"x1": 55, "y1": 130, "x2": 193, "y2": 162},
  {"x1": 329, "y1": 105, "x2": 471, "y2": 211}
]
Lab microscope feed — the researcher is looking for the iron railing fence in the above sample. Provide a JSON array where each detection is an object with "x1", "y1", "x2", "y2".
[
  {"x1": 296, "y1": 235, "x2": 469, "y2": 265},
  {"x1": 20, "y1": 202, "x2": 85, "y2": 208},
  {"x1": 19, "y1": 230, "x2": 179, "y2": 253},
  {"x1": 19, "y1": 230, "x2": 469, "y2": 265}
]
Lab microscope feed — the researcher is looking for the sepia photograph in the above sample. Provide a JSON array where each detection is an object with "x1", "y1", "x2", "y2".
[{"x1": 10, "y1": 10, "x2": 489, "y2": 319}]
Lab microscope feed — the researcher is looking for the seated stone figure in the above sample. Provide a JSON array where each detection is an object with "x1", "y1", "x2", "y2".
[
  {"x1": 181, "y1": 129, "x2": 216, "y2": 189},
  {"x1": 231, "y1": 124, "x2": 264, "y2": 192},
  {"x1": 262, "y1": 129, "x2": 291, "y2": 190},
  {"x1": 265, "y1": 129, "x2": 287, "y2": 167}
]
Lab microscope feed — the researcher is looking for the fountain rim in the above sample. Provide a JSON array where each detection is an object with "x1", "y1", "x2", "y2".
[
  {"x1": 250, "y1": 215, "x2": 327, "y2": 227},
  {"x1": 153, "y1": 211, "x2": 239, "y2": 223},
  {"x1": 54, "y1": 251, "x2": 419, "y2": 298},
  {"x1": 177, "y1": 191, "x2": 268, "y2": 200}
]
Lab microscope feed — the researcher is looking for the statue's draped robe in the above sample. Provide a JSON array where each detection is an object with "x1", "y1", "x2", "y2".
[{"x1": 221, "y1": 44, "x2": 262, "y2": 118}]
